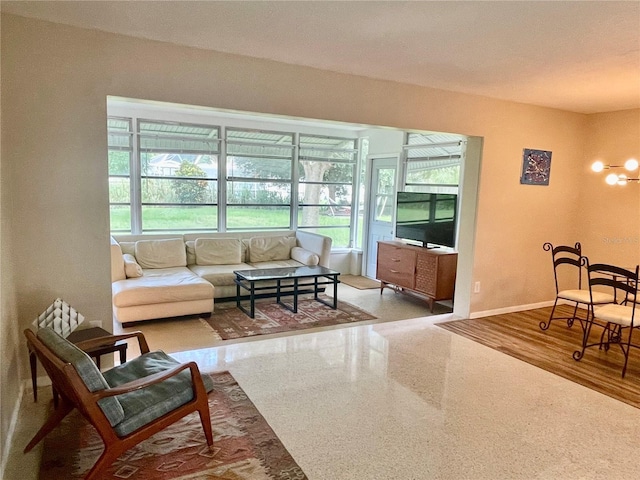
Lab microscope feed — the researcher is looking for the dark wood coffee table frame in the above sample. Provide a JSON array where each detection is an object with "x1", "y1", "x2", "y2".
[{"x1": 234, "y1": 265, "x2": 341, "y2": 318}]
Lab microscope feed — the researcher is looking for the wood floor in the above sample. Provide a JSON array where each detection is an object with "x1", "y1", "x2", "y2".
[{"x1": 437, "y1": 305, "x2": 640, "y2": 409}]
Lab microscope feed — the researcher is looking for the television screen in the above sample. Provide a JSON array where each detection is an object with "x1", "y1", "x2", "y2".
[{"x1": 395, "y1": 192, "x2": 458, "y2": 248}]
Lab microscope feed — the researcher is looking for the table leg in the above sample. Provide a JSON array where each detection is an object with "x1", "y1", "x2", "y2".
[
  {"x1": 276, "y1": 279, "x2": 281, "y2": 304},
  {"x1": 315, "y1": 274, "x2": 339, "y2": 310},
  {"x1": 250, "y1": 281, "x2": 255, "y2": 319},
  {"x1": 293, "y1": 278, "x2": 299, "y2": 313},
  {"x1": 119, "y1": 345, "x2": 127, "y2": 364}
]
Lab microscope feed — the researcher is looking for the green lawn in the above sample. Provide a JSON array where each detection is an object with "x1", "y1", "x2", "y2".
[{"x1": 110, "y1": 206, "x2": 358, "y2": 247}]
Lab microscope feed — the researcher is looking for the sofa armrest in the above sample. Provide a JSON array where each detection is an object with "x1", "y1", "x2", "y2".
[
  {"x1": 111, "y1": 236, "x2": 126, "y2": 282},
  {"x1": 295, "y1": 231, "x2": 332, "y2": 267}
]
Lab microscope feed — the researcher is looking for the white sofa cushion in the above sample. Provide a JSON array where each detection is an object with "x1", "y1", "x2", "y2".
[
  {"x1": 249, "y1": 259, "x2": 305, "y2": 269},
  {"x1": 195, "y1": 238, "x2": 242, "y2": 265},
  {"x1": 119, "y1": 241, "x2": 136, "y2": 256},
  {"x1": 189, "y1": 263, "x2": 255, "y2": 286},
  {"x1": 112, "y1": 267, "x2": 213, "y2": 308},
  {"x1": 135, "y1": 238, "x2": 187, "y2": 269},
  {"x1": 290, "y1": 246, "x2": 320, "y2": 266},
  {"x1": 123, "y1": 254, "x2": 143, "y2": 278},
  {"x1": 249, "y1": 236, "x2": 297, "y2": 263},
  {"x1": 185, "y1": 240, "x2": 196, "y2": 265}
]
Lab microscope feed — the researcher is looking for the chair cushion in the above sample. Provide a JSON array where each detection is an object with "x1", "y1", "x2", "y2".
[
  {"x1": 594, "y1": 304, "x2": 640, "y2": 327},
  {"x1": 36, "y1": 328, "x2": 125, "y2": 426},
  {"x1": 558, "y1": 289, "x2": 615, "y2": 305},
  {"x1": 102, "y1": 351, "x2": 214, "y2": 437}
]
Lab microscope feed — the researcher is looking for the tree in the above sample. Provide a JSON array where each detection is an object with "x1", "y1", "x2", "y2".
[{"x1": 171, "y1": 161, "x2": 208, "y2": 204}]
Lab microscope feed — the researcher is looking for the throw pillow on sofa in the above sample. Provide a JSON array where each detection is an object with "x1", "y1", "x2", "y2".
[
  {"x1": 123, "y1": 254, "x2": 144, "y2": 278},
  {"x1": 249, "y1": 236, "x2": 297, "y2": 263},
  {"x1": 134, "y1": 238, "x2": 187, "y2": 269},
  {"x1": 290, "y1": 246, "x2": 319, "y2": 266},
  {"x1": 195, "y1": 238, "x2": 242, "y2": 265}
]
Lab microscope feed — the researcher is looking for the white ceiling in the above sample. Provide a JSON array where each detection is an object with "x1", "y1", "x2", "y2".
[{"x1": 3, "y1": 1, "x2": 639, "y2": 114}]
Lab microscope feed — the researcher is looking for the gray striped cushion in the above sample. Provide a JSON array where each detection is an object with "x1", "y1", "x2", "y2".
[
  {"x1": 102, "y1": 350, "x2": 213, "y2": 437},
  {"x1": 36, "y1": 328, "x2": 125, "y2": 426}
]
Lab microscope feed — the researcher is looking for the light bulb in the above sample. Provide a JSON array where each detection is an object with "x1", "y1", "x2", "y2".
[
  {"x1": 591, "y1": 161, "x2": 604, "y2": 172},
  {"x1": 617, "y1": 174, "x2": 628, "y2": 186},
  {"x1": 624, "y1": 158, "x2": 639, "y2": 171},
  {"x1": 605, "y1": 173, "x2": 619, "y2": 185}
]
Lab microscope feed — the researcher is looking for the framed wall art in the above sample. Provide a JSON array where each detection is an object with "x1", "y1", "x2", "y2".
[{"x1": 520, "y1": 148, "x2": 552, "y2": 185}]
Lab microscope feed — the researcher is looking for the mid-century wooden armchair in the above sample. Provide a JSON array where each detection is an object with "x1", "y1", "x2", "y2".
[{"x1": 24, "y1": 327, "x2": 214, "y2": 480}]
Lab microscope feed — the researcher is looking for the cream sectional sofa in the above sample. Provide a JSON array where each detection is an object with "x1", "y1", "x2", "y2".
[{"x1": 110, "y1": 230, "x2": 332, "y2": 325}]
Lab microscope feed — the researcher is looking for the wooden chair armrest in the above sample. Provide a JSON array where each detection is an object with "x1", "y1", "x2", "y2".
[
  {"x1": 92, "y1": 361, "x2": 203, "y2": 399},
  {"x1": 75, "y1": 331, "x2": 149, "y2": 354}
]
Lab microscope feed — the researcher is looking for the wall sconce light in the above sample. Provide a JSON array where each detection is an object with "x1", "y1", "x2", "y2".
[{"x1": 591, "y1": 158, "x2": 639, "y2": 185}]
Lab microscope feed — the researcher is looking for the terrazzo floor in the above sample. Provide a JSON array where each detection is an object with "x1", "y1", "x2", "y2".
[{"x1": 6, "y1": 282, "x2": 640, "y2": 479}]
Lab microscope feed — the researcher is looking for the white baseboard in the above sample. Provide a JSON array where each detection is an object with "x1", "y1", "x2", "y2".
[
  {"x1": 469, "y1": 300, "x2": 555, "y2": 319},
  {"x1": 0, "y1": 384, "x2": 25, "y2": 479}
]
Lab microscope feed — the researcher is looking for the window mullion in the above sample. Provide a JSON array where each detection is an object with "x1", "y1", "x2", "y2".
[
  {"x1": 219, "y1": 126, "x2": 227, "y2": 232},
  {"x1": 131, "y1": 118, "x2": 142, "y2": 234},
  {"x1": 291, "y1": 133, "x2": 300, "y2": 230}
]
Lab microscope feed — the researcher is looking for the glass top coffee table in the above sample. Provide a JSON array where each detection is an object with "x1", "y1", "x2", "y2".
[{"x1": 233, "y1": 265, "x2": 341, "y2": 318}]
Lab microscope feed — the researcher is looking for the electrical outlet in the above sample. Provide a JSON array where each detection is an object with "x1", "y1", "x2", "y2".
[
  {"x1": 474, "y1": 281, "x2": 481, "y2": 293},
  {"x1": 89, "y1": 320, "x2": 102, "y2": 328}
]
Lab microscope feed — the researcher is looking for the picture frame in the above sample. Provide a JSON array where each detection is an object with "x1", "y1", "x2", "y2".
[{"x1": 520, "y1": 148, "x2": 552, "y2": 186}]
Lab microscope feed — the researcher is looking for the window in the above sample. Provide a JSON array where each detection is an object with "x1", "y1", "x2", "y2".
[
  {"x1": 138, "y1": 120, "x2": 220, "y2": 232},
  {"x1": 298, "y1": 135, "x2": 357, "y2": 248},
  {"x1": 226, "y1": 129, "x2": 294, "y2": 230},
  {"x1": 108, "y1": 115, "x2": 360, "y2": 247},
  {"x1": 108, "y1": 117, "x2": 133, "y2": 232},
  {"x1": 403, "y1": 132, "x2": 462, "y2": 194}
]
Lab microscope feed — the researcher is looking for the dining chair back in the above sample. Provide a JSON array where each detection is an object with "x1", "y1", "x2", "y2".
[
  {"x1": 541, "y1": 242, "x2": 615, "y2": 331},
  {"x1": 573, "y1": 261, "x2": 640, "y2": 377}
]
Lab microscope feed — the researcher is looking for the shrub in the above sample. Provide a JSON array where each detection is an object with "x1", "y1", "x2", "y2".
[{"x1": 172, "y1": 162, "x2": 208, "y2": 203}]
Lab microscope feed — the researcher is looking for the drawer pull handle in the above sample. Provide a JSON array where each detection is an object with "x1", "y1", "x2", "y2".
[
  {"x1": 392, "y1": 258, "x2": 401, "y2": 262},
  {"x1": 390, "y1": 269, "x2": 398, "y2": 273}
]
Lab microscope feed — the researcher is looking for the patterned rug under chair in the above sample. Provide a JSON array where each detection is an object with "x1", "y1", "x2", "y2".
[{"x1": 39, "y1": 371, "x2": 307, "y2": 479}]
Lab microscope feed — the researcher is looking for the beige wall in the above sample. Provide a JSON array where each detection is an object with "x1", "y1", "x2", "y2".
[
  {"x1": 1, "y1": 13, "x2": 636, "y2": 461},
  {"x1": 579, "y1": 110, "x2": 640, "y2": 265},
  {"x1": 0, "y1": 15, "x2": 21, "y2": 469}
]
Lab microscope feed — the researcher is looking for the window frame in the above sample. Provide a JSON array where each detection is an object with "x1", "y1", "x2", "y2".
[{"x1": 108, "y1": 115, "x2": 361, "y2": 247}]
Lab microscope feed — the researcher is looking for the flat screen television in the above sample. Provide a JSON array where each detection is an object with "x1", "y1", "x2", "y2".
[{"x1": 395, "y1": 192, "x2": 458, "y2": 248}]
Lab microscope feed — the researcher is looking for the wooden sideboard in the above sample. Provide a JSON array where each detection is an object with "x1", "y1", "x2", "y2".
[{"x1": 376, "y1": 240, "x2": 458, "y2": 311}]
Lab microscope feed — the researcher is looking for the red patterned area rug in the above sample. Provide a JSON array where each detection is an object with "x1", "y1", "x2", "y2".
[
  {"x1": 204, "y1": 295, "x2": 377, "y2": 340},
  {"x1": 39, "y1": 371, "x2": 307, "y2": 480}
]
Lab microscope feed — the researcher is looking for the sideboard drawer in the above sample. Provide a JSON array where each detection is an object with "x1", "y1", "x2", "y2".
[
  {"x1": 377, "y1": 243, "x2": 416, "y2": 289},
  {"x1": 376, "y1": 240, "x2": 457, "y2": 312}
]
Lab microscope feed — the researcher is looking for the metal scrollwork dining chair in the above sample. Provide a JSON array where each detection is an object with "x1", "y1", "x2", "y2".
[
  {"x1": 573, "y1": 261, "x2": 640, "y2": 377},
  {"x1": 541, "y1": 242, "x2": 615, "y2": 331}
]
